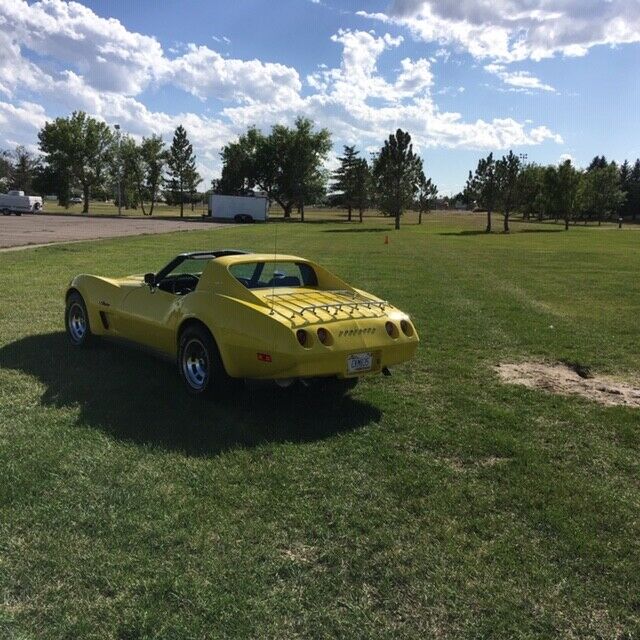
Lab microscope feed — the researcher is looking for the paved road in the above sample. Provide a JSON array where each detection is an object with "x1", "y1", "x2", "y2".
[{"x1": 0, "y1": 214, "x2": 228, "y2": 250}]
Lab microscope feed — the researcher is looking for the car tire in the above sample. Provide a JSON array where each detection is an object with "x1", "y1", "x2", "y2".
[
  {"x1": 178, "y1": 325, "x2": 236, "y2": 398},
  {"x1": 2, "y1": 209, "x2": 9, "y2": 216},
  {"x1": 65, "y1": 292, "x2": 93, "y2": 347}
]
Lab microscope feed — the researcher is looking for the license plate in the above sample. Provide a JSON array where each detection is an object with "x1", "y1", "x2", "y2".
[{"x1": 347, "y1": 352, "x2": 372, "y2": 373}]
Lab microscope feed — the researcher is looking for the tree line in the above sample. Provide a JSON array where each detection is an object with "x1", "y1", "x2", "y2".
[
  {"x1": 4, "y1": 109, "x2": 638, "y2": 229},
  {"x1": 464, "y1": 152, "x2": 640, "y2": 232},
  {"x1": 0, "y1": 111, "x2": 202, "y2": 216},
  {"x1": 214, "y1": 119, "x2": 438, "y2": 229}
]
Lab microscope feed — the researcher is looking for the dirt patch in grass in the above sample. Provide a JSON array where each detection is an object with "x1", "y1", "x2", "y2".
[{"x1": 495, "y1": 362, "x2": 640, "y2": 408}]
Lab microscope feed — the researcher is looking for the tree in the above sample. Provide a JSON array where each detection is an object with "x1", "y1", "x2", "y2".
[
  {"x1": 628, "y1": 159, "x2": 640, "y2": 222},
  {"x1": 587, "y1": 155, "x2": 608, "y2": 172},
  {"x1": 517, "y1": 163, "x2": 545, "y2": 221},
  {"x1": 495, "y1": 151, "x2": 521, "y2": 233},
  {"x1": 185, "y1": 163, "x2": 203, "y2": 212},
  {"x1": 352, "y1": 158, "x2": 371, "y2": 222},
  {"x1": 618, "y1": 160, "x2": 631, "y2": 219},
  {"x1": 372, "y1": 129, "x2": 424, "y2": 230},
  {"x1": 141, "y1": 135, "x2": 167, "y2": 216},
  {"x1": 465, "y1": 153, "x2": 498, "y2": 233},
  {"x1": 331, "y1": 145, "x2": 360, "y2": 221},
  {"x1": 417, "y1": 174, "x2": 438, "y2": 224},
  {"x1": 577, "y1": 163, "x2": 625, "y2": 225},
  {"x1": 0, "y1": 149, "x2": 11, "y2": 191},
  {"x1": 556, "y1": 159, "x2": 580, "y2": 230},
  {"x1": 120, "y1": 137, "x2": 146, "y2": 212},
  {"x1": 168, "y1": 125, "x2": 198, "y2": 217},
  {"x1": 38, "y1": 111, "x2": 113, "y2": 213},
  {"x1": 218, "y1": 118, "x2": 331, "y2": 220},
  {"x1": 11, "y1": 146, "x2": 40, "y2": 192}
]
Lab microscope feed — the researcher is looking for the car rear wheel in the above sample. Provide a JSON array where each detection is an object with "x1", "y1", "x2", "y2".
[
  {"x1": 2, "y1": 209, "x2": 9, "y2": 216},
  {"x1": 65, "y1": 292, "x2": 93, "y2": 347},
  {"x1": 178, "y1": 326, "x2": 235, "y2": 398}
]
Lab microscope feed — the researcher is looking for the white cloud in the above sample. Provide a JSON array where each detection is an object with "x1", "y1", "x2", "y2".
[
  {"x1": 359, "y1": 1, "x2": 640, "y2": 63},
  {"x1": 484, "y1": 64, "x2": 555, "y2": 93},
  {"x1": 0, "y1": 1, "x2": 563, "y2": 183}
]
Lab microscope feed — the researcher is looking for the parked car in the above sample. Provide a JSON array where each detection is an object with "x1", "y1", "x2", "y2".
[
  {"x1": 0, "y1": 190, "x2": 43, "y2": 215},
  {"x1": 69, "y1": 196, "x2": 83, "y2": 204},
  {"x1": 65, "y1": 250, "x2": 419, "y2": 397}
]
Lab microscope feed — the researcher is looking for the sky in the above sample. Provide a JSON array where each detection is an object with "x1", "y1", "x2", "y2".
[{"x1": 1, "y1": 0, "x2": 639, "y2": 194}]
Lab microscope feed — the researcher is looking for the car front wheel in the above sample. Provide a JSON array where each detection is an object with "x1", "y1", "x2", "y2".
[{"x1": 65, "y1": 292, "x2": 93, "y2": 347}]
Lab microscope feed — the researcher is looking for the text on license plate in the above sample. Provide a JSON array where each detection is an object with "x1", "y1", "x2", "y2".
[{"x1": 347, "y1": 352, "x2": 373, "y2": 373}]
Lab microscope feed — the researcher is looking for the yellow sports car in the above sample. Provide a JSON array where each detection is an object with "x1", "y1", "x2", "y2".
[{"x1": 65, "y1": 250, "x2": 419, "y2": 396}]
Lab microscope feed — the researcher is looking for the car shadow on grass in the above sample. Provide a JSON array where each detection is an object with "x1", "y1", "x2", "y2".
[{"x1": 0, "y1": 333, "x2": 382, "y2": 457}]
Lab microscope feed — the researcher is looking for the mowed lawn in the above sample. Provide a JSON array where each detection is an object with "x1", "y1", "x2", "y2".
[{"x1": 0, "y1": 214, "x2": 638, "y2": 639}]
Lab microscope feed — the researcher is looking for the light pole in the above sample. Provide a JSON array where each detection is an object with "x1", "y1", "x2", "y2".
[{"x1": 114, "y1": 124, "x2": 122, "y2": 216}]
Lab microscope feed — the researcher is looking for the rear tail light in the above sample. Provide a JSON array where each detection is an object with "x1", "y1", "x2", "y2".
[
  {"x1": 296, "y1": 329, "x2": 310, "y2": 347},
  {"x1": 385, "y1": 321, "x2": 398, "y2": 338},
  {"x1": 317, "y1": 327, "x2": 333, "y2": 346},
  {"x1": 400, "y1": 320, "x2": 414, "y2": 337}
]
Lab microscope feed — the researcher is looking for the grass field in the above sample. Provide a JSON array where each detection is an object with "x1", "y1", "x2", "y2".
[{"x1": 1, "y1": 214, "x2": 638, "y2": 639}]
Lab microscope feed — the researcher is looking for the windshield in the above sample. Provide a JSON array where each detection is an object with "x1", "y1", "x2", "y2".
[
  {"x1": 163, "y1": 257, "x2": 212, "y2": 279},
  {"x1": 229, "y1": 261, "x2": 318, "y2": 289}
]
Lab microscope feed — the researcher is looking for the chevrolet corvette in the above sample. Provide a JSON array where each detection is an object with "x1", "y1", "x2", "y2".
[{"x1": 65, "y1": 250, "x2": 419, "y2": 396}]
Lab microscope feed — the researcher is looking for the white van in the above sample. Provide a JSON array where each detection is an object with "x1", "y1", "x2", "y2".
[{"x1": 0, "y1": 190, "x2": 43, "y2": 216}]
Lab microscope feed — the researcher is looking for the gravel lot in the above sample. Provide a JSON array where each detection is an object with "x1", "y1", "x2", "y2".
[{"x1": 0, "y1": 214, "x2": 228, "y2": 250}]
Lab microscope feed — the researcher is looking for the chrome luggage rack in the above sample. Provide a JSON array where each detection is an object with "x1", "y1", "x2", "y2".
[{"x1": 266, "y1": 289, "x2": 389, "y2": 320}]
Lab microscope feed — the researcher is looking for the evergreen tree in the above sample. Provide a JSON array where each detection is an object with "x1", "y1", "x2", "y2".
[
  {"x1": 331, "y1": 145, "x2": 359, "y2": 221},
  {"x1": 168, "y1": 125, "x2": 198, "y2": 217},
  {"x1": 352, "y1": 157, "x2": 371, "y2": 222},
  {"x1": 628, "y1": 159, "x2": 640, "y2": 222},
  {"x1": 495, "y1": 150, "x2": 521, "y2": 233},
  {"x1": 618, "y1": 159, "x2": 631, "y2": 218},
  {"x1": 465, "y1": 153, "x2": 498, "y2": 233}
]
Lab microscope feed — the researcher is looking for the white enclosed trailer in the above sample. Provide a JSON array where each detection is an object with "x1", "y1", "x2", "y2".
[
  {"x1": 208, "y1": 194, "x2": 268, "y2": 223},
  {"x1": 0, "y1": 190, "x2": 43, "y2": 216}
]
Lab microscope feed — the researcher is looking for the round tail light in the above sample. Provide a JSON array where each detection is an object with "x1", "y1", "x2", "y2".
[
  {"x1": 317, "y1": 327, "x2": 332, "y2": 346},
  {"x1": 296, "y1": 329, "x2": 309, "y2": 347},
  {"x1": 400, "y1": 320, "x2": 414, "y2": 337},
  {"x1": 385, "y1": 321, "x2": 398, "y2": 338}
]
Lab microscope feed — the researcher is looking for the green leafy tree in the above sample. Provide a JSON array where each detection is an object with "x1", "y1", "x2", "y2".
[
  {"x1": 141, "y1": 135, "x2": 168, "y2": 216},
  {"x1": 0, "y1": 149, "x2": 11, "y2": 191},
  {"x1": 517, "y1": 163, "x2": 545, "y2": 221},
  {"x1": 577, "y1": 164, "x2": 625, "y2": 225},
  {"x1": 556, "y1": 159, "x2": 580, "y2": 230},
  {"x1": 218, "y1": 118, "x2": 331, "y2": 220},
  {"x1": 465, "y1": 153, "x2": 498, "y2": 233},
  {"x1": 372, "y1": 129, "x2": 424, "y2": 230},
  {"x1": 168, "y1": 125, "x2": 198, "y2": 217},
  {"x1": 495, "y1": 150, "x2": 521, "y2": 233},
  {"x1": 38, "y1": 111, "x2": 113, "y2": 213},
  {"x1": 185, "y1": 163, "x2": 203, "y2": 212}
]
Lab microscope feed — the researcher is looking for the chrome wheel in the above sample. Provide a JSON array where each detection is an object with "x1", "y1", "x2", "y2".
[
  {"x1": 68, "y1": 302, "x2": 87, "y2": 343},
  {"x1": 182, "y1": 338, "x2": 209, "y2": 390}
]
